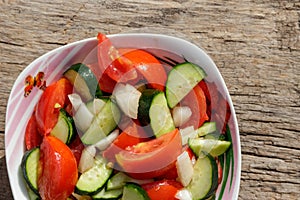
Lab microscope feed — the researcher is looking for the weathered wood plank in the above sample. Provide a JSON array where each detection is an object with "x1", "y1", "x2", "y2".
[{"x1": 1, "y1": 0, "x2": 299, "y2": 199}]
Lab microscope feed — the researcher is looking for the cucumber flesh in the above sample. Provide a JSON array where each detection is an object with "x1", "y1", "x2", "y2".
[
  {"x1": 81, "y1": 100, "x2": 121, "y2": 145},
  {"x1": 107, "y1": 172, "x2": 154, "y2": 191},
  {"x1": 50, "y1": 109, "x2": 75, "y2": 144},
  {"x1": 75, "y1": 155, "x2": 113, "y2": 195},
  {"x1": 149, "y1": 92, "x2": 175, "y2": 137},
  {"x1": 86, "y1": 98, "x2": 107, "y2": 115},
  {"x1": 122, "y1": 183, "x2": 150, "y2": 200},
  {"x1": 106, "y1": 172, "x2": 130, "y2": 190},
  {"x1": 186, "y1": 154, "x2": 218, "y2": 200},
  {"x1": 197, "y1": 122, "x2": 217, "y2": 137},
  {"x1": 21, "y1": 148, "x2": 40, "y2": 196},
  {"x1": 166, "y1": 62, "x2": 206, "y2": 108},
  {"x1": 189, "y1": 138, "x2": 231, "y2": 158},
  {"x1": 138, "y1": 89, "x2": 160, "y2": 126},
  {"x1": 92, "y1": 188, "x2": 123, "y2": 200},
  {"x1": 64, "y1": 63, "x2": 102, "y2": 101}
]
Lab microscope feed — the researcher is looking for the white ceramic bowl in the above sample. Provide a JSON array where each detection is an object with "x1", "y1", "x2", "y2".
[{"x1": 5, "y1": 33, "x2": 241, "y2": 199}]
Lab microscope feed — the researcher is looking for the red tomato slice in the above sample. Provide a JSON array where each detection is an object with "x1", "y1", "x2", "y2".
[
  {"x1": 181, "y1": 83, "x2": 209, "y2": 129},
  {"x1": 115, "y1": 129, "x2": 182, "y2": 179},
  {"x1": 97, "y1": 33, "x2": 138, "y2": 83},
  {"x1": 38, "y1": 136, "x2": 78, "y2": 200},
  {"x1": 142, "y1": 180, "x2": 183, "y2": 200},
  {"x1": 121, "y1": 49, "x2": 167, "y2": 91},
  {"x1": 25, "y1": 111, "x2": 42, "y2": 150},
  {"x1": 87, "y1": 62, "x2": 117, "y2": 93},
  {"x1": 199, "y1": 81, "x2": 231, "y2": 133},
  {"x1": 216, "y1": 157, "x2": 223, "y2": 184},
  {"x1": 156, "y1": 147, "x2": 195, "y2": 180},
  {"x1": 35, "y1": 78, "x2": 73, "y2": 135},
  {"x1": 102, "y1": 121, "x2": 148, "y2": 162},
  {"x1": 68, "y1": 135, "x2": 85, "y2": 166}
]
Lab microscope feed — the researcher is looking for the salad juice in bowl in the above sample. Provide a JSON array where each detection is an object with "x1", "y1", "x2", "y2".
[{"x1": 5, "y1": 33, "x2": 241, "y2": 200}]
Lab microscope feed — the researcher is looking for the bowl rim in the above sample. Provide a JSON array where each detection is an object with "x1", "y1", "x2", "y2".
[{"x1": 5, "y1": 32, "x2": 241, "y2": 200}]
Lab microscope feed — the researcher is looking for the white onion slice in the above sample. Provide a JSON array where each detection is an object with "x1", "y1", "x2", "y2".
[
  {"x1": 176, "y1": 151, "x2": 194, "y2": 187},
  {"x1": 180, "y1": 126, "x2": 198, "y2": 145},
  {"x1": 78, "y1": 145, "x2": 96, "y2": 173},
  {"x1": 94, "y1": 129, "x2": 119, "y2": 151},
  {"x1": 68, "y1": 93, "x2": 83, "y2": 112},
  {"x1": 113, "y1": 83, "x2": 141, "y2": 119},
  {"x1": 175, "y1": 189, "x2": 193, "y2": 200},
  {"x1": 172, "y1": 106, "x2": 192, "y2": 127}
]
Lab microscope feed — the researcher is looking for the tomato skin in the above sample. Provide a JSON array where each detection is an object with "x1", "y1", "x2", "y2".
[
  {"x1": 181, "y1": 83, "x2": 209, "y2": 129},
  {"x1": 25, "y1": 112, "x2": 42, "y2": 150},
  {"x1": 38, "y1": 136, "x2": 78, "y2": 200},
  {"x1": 216, "y1": 158, "x2": 223, "y2": 184},
  {"x1": 199, "y1": 81, "x2": 231, "y2": 133},
  {"x1": 97, "y1": 33, "x2": 137, "y2": 83},
  {"x1": 68, "y1": 135, "x2": 85, "y2": 166},
  {"x1": 102, "y1": 121, "x2": 148, "y2": 162},
  {"x1": 156, "y1": 147, "x2": 195, "y2": 180},
  {"x1": 115, "y1": 129, "x2": 182, "y2": 179},
  {"x1": 35, "y1": 78, "x2": 73, "y2": 135},
  {"x1": 122, "y1": 49, "x2": 167, "y2": 91},
  {"x1": 142, "y1": 180, "x2": 183, "y2": 200}
]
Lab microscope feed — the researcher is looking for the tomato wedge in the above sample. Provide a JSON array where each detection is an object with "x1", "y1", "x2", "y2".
[
  {"x1": 156, "y1": 147, "x2": 195, "y2": 180},
  {"x1": 181, "y1": 82, "x2": 209, "y2": 129},
  {"x1": 38, "y1": 136, "x2": 78, "y2": 200},
  {"x1": 199, "y1": 80, "x2": 231, "y2": 133},
  {"x1": 68, "y1": 135, "x2": 85, "y2": 166},
  {"x1": 35, "y1": 78, "x2": 73, "y2": 135},
  {"x1": 142, "y1": 180, "x2": 183, "y2": 200},
  {"x1": 115, "y1": 129, "x2": 182, "y2": 179},
  {"x1": 121, "y1": 49, "x2": 167, "y2": 91},
  {"x1": 24, "y1": 111, "x2": 42, "y2": 150},
  {"x1": 102, "y1": 121, "x2": 148, "y2": 162},
  {"x1": 97, "y1": 33, "x2": 138, "y2": 83}
]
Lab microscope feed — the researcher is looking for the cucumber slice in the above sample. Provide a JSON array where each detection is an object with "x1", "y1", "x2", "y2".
[
  {"x1": 166, "y1": 62, "x2": 206, "y2": 108},
  {"x1": 75, "y1": 155, "x2": 113, "y2": 195},
  {"x1": 149, "y1": 92, "x2": 175, "y2": 137},
  {"x1": 189, "y1": 138, "x2": 231, "y2": 157},
  {"x1": 113, "y1": 83, "x2": 142, "y2": 119},
  {"x1": 138, "y1": 89, "x2": 160, "y2": 126},
  {"x1": 92, "y1": 188, "x2": 123, "y2": 200},
  {"x1": 25, "y1": 184, "x2": 40, "y2": 200},
  {"x1": 50, "y1": 109, "x2": 75, "y2": 144},
  {"x1": 186, "y1": 154, "x2": 218, "y2": 200},
  {"x1": 197, "y1": 122, "x2": 217, "y2": 137},
  {"x1": 81, "y1": 99, "x2": 121, "y2": 145},
  {"x1": 21, "y1": 148, "x2": 40, "y2": 196},
  {"x1": 64, "y1": 63, "x2": 102, "y2": 101},
  {"x1": 106, "y1": 172, "x2": 130, "y2": 190},
  {"x1": 107, "y1": 172, "x2": 154, "y2": 191},
  {"x1": 138, "y1": 89, "x2": 175, "y2": 137},
  {"x1": 122, "y1": 183, "x2": 150, "y2": 200},
  {"x1": 86, "y1": 98, "x2": 107, "y2": 115}
]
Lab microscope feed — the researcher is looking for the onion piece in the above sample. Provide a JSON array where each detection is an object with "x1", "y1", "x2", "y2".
[
  {"x1": 87, "y1": 98, "x2": 106, "y2": 115},
  {"x1": 68, "y1": 93, "x2": 83, "y2": 112},
  {"x1": 113, "y1": 83, "x2": 141, "y2": 119},
  {"x1": 172, "y1": 106, "x2": 192, "y2": 127},
  {"x1": 78, "y1": 145, "x2": 96, "y2": 173},
  {"x1": 176, "y1": 151, "x2": 194, "y2": 187},
  {"x1": 175, "y1": 189, "x2": 193, "y2": 200},
  {"x1": 180, "y1": 126, "x2": 198, "y2": 145},
  {"x1": 73, "y1": 103, "x2": 94, "y2": 132},
  {"x1": 94, "y1": 129, "x2": 119, "y2": 151},
  {"x1": 68, "y1": 93, "x2": 94, "y2": 132}
]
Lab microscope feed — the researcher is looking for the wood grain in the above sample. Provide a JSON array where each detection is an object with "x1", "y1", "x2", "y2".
[{"x1": 1, "y1": 0, "x2": 299, "y2": 199}]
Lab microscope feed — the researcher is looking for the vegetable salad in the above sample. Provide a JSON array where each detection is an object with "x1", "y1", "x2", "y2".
[{"x1": 21, "y1": 33, "x2": 232, "y2": 200}]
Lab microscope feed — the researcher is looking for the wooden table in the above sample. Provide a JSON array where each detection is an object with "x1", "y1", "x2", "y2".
[{"x1": 1, "y1": 1, "x2": 299, "y2": 199}]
